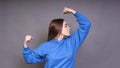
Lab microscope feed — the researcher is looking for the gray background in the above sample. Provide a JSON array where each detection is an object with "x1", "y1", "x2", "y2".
[{"x1": 0, "y1": 0, "x2": 120, "y2": 68}]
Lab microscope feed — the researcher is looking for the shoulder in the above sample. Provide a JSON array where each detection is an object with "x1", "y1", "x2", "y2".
[
  {"x1": 37, "y1": 40, "x2": 57, "y2": 54},
  {"x1": 37, "y1": 40, "x2": 55, "y2": 49}
]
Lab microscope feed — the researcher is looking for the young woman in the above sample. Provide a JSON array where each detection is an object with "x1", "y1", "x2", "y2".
[{"x1": 23, "y1": 7, "x2": 91, "y2": 68}]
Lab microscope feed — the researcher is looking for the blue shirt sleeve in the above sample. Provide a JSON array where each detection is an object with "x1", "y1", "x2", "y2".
[
  {"x1": 23, "y1": 45, "x2": 45, "y2": 64},
  {"x1": 67, "y1": 11, "x2": 91, "y2": 51}
]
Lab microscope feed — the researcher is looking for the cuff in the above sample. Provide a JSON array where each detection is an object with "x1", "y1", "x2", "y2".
[{"x1": 74, "y1": 11, "x2": 80, "y2": 17}]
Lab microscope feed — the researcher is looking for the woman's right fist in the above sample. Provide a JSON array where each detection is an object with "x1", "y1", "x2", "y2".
[
  {"x1": 24, "y1": 35, "x2": 32, "y2": 46},
  {"x1": 63, "y1": 7, "x2": 76, "y2": 14}
]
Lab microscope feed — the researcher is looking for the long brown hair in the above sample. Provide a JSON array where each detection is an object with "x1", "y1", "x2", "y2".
[{"x1": 47, "y1": 18, "x2": 64, "y2": 41}]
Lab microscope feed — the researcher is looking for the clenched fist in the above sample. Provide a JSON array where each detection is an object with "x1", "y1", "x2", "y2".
[
  {"x1": 24, "y1": 35, "x2": 32, "y2": 47},
  {"x1": 63, "y1": 7, "x2": 76, "y2": 14}
]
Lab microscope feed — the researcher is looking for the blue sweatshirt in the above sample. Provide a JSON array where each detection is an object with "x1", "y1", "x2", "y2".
[{"x1": 23, "y1": 11, "x2": 91, "y2": 68}]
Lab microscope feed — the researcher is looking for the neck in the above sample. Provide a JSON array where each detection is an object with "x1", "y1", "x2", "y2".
[{"x1": 55, "y1": 34, "x2": 64, "y2": 41}]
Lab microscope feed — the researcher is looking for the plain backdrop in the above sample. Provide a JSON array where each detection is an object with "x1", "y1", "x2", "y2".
[{"x1": 0, "y1": 0, "x2": 120, "y2": 68}]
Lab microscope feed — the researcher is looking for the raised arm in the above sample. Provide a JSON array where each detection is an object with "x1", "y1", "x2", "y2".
[
  {"x1": 64, "y1": 7, "x2": 91, "y2": 51},
  {"x1": 23, "y1": 35, "x2": 45, "y2": 64}
]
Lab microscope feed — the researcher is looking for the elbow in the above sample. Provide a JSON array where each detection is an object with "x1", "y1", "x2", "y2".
[
  {"x1": 25, "y1": 59, "x2": 33, "y2": 64},
  {"x1": 87, "y1": 22, "x2": 91, "y2": 28},
  {"x1": 23, "y1": 55, "x2": 34, "y2": 64}
]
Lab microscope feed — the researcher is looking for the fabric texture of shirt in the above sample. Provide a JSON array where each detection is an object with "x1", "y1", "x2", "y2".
[{"x1": 23, "y1": 11, "x2": 91, "y2": 68}]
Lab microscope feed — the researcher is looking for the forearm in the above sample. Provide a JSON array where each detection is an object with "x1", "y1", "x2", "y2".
[
  {"x1": 23, "y1": 47, "x2": 33, "y2": 64},
  {"x1": 74, "y1": 12, "x2": 91, "y2": 26}
]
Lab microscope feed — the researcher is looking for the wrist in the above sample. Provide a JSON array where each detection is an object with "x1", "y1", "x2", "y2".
[
  {"x1": 72, "y1": 10, "x2": 76, "y2": 14},
  {"x1": 24, "y1": 44, "x2": 28, "y2": 48}
]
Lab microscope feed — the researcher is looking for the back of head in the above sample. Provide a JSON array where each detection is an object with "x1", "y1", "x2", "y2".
[{"x1": 47, "y1": 18, "x2": 64, "y2": 41}]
